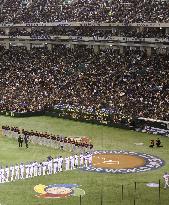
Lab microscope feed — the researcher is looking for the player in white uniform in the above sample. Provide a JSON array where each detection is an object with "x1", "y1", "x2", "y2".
[
  {"x1": 88, "y1": 153, "x2": 93, "y2": 165},
  {"x1": 65, "y1": 156, "x2": 70, "y2": 171},
  {"x1": 37, "y1": 163, "x2": 42, "y2": 176},
  {"x1": 29, "y1": 162, "x2": 34, "y2": 178},
  {"x1": 70, "y1": 156, "x2": 75, "y2": 170},
  {"x1": 33, "y1": 161, "x2": 38, "y2": 177},
  {"x1": 80, "y1": 153, "x2": 84, "y2": 167},
  {"x1": 0, "y1": 167, "x2": 5, "y2": 183},
  {"x1": 163, "y1": 172, "x2": 169, "y2": 189},
  {"x1": 5, "y1": 165, "x2": 10, "y2": 182},
  {"x1": 74, "y1": 155, "x2": 79, "y2": 168},
  {"x1": 0, "y1": 168, "x2": 2, "y2": 183},
  {"x1": 20, "y1": 163, "x2": 25, "y2": 179},
  {"x1": 10, "y1": 165, "x2": 15, "y2": 181},
  {"x1": 25, "y1": 163, "x2": 30, "y2": 179},
  {"x1": 58, "y1": 156, "x2": 63, "y2": 172},
  {"x1": 47, "y1": 159, "x2": 53, "y2": 175},
  {"x1": 0, "y1": 167, "x2": 3, "y2": 183},
  {"x1": 42, "y1": 161, "x2": 47, "y2": 176},
  {"x1": 15, "y1": 163, "x2": 20, "y2": 180},
  {"x1": 53, "y1": 157, "x2": 58, "y2": 174},
  {"x1": 84, "y1": 154, "x2": 88, "y2": 167}
]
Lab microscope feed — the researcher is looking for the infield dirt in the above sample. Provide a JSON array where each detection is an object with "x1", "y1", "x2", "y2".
[{"x1": 92, "y1": 154, "x2": 146, "y2": 169}]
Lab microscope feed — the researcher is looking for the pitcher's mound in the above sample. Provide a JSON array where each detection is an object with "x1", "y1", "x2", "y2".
[
  {"x1": 92, "y1": 154, "x2": 145, "y2": 169},
  {"x1": 80, "y1": 150, "x2": 164, "y2": 174}
]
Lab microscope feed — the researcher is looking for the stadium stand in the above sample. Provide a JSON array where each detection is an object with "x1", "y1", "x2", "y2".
[
  {"x1": 0, "y1": 46, "x2": 168, "y2": 121},
  {"x1": 0, "y1": 0, "x2": 168, "y2": 134},
  {"x1": 0, "y1": 0, "x2": 168, "y2": 23}
]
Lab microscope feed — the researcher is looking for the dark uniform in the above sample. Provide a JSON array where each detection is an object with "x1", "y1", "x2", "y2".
[
  {"x1": 156, "y1": 138, "x2": 163, "y2": 147},
  {"x1": 18, "y1": 135, "x2": 23, "y2": 147},
  {"x1": 149, "y1": 140, "x2": 154, "y2": 148},
  {"x1": 24, "y1": 135, "x2": 29, "y2": 148}
]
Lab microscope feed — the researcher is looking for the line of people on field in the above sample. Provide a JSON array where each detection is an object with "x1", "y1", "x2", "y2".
[
  {"x1": 2, "y1": 125, "x2": 94, "y2": 153},
  {"x1": 0, "y1": 153, "x2": 92, "y2": 184}
]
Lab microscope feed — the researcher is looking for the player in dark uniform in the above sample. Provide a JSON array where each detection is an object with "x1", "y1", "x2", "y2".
[
  {"x1": 149, "y1": 140, "x2": 154, "y2": 148},
  {"x1": 18, "y1": 135, "x2": 23, "y2": 147},
  {"x1": 24, "y1": 135, "x2": 29, "y2": 148},
  {"x1": 156, "y1": 138, "x2": 163, "y2": 147}
]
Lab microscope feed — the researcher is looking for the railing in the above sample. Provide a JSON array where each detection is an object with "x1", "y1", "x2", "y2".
[{"x1": 0, "y1": 22, "x2": 169, "y2": 28}]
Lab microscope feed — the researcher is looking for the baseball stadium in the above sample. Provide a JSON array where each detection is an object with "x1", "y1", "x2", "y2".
[{"x1": 0, "y1": 0, "x2": 169, "y2": 205}]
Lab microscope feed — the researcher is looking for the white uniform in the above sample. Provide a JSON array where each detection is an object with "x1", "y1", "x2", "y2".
[
  {"x1": 1, "y1": 168, "x2": 5, "y2": 183},
  {"x1": 80, "y1": 154, "x2": 84, "y2": 166},
  {"x1": 10, "y1": 165, "x2": 15, "y2": 181},
  {"x1": 0, "y1": 169, "x2": 2, "y2": 183},
  {"x1": 70, "y1": 156, "x2": 75, "y2": 170},
  {"x1": 74, "y1": 155, "x2": 79, "y2": 168},
  {"x1": 37, "y1": 163, "x2": 42, "y2": 176},
  {"x1": 5, "y1": 166, "x2": 10, "y2": 182},
  {"x1": 65, "y1": 157, "x2": 70, "y2": 171},
  {"x1": 88, "y1": 153, "x2": 93, "y2": 165},
  {"x1": 33, "y1": 162, "x2": 38, "y2": 177},
  {"x1": 20, "y1": 164, "x2": 25, "y2": 179},
  {"x1": 58, "y1": 157, "x2": 63, "y2": 172},
  {"x1": 84, "y1": 155, "x2": 88, "y2": 167},
  {"x1": 15, "y1": 164, "x2": 20, "y2": 180},
  {"x1": 163, "y1": 173, "x2": 169, "y2": 188},
  {"x1": 25, "y1": 164, "x2": 30, "y2": 179},
  {"x1": 47, "y1": 160, "x2": 53, "y2": 175},
  {"x1": 53, "y1": 158, "x2": 58, "y2": 174},
  {"x1": 42, "y1": 161, "x2": 47, "y2": 176},
  {"x1": 0, "y1": 168, "x2": 3, "y2": 183},
  {"x1": 30, "y1": 163, "x2": 34, "y2": 178}
]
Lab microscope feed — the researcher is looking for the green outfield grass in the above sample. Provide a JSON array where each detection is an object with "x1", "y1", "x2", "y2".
[{"x1": 0, "y1": 115, "x2": 169, "y2": 205}]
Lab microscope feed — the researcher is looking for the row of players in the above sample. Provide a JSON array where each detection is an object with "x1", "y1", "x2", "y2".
[
  {"x1": 0, "y1": 153, "x2": 92, "y2": 183},
  {"x1": 2, "y1": 126, "x2": 94, "y2": 153}
]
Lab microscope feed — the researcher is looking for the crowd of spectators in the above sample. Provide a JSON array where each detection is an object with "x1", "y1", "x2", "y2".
[
  {"x1": 0, "y1": 0, "x2": 169, "y2": 23},
  {"x1": 0, "y1": 45, "x2": 168, "y2": 122}
]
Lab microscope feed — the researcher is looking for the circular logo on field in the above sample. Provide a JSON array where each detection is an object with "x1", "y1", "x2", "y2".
[
  {"x1": 80, "y1": 150, "x2": 164, "y2": 174},
  {"x1": 34, "y1": 184, "x2": 85, "y2": 198}
]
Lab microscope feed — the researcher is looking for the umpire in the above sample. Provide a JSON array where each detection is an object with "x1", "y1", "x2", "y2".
[
  {"x1": 18, "y1": 135, "x2": 23, "y2": 147},
  {"x1": 24, "y1": 135, "x2": 29, "y2": 148}
]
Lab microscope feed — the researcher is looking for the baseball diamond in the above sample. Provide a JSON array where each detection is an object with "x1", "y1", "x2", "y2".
[{"x1": 80, "y1": 150, "x2": 165, "y2": 174}]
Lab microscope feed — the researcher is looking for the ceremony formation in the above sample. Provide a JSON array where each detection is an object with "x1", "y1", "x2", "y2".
[
  {"x1": 0, "y1": 152, "x2": 92, "y2": 184},
  {"x1": 2, "y1": 125, "x2": 94, "y2": 153}
]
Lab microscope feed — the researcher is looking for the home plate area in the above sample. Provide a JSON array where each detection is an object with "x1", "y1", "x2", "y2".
[{"x1": 80, "y1": 150, "x2": 164, "y2": 174}]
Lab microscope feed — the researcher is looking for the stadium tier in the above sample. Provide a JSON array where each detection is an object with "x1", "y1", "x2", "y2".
[
  {"x1": 0, "y1": 0, "x2": 169, "y2": 23},
  {"x1": 0, "y1": 46, "x2": 168, "y2": 123}
]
